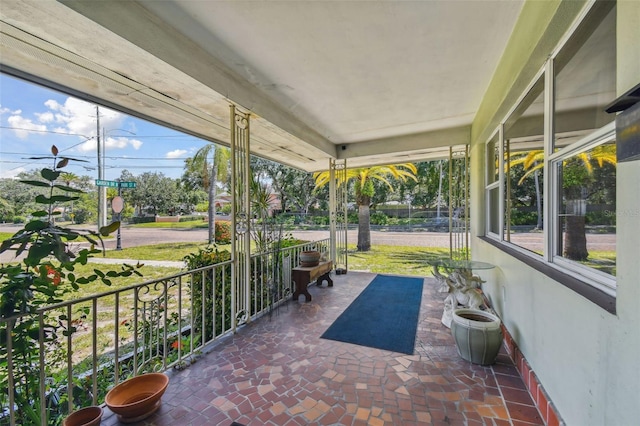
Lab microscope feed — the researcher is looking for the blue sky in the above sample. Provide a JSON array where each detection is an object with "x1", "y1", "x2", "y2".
[{"x1": 0, "y1": 73, "x2": 212, "y2": 180}]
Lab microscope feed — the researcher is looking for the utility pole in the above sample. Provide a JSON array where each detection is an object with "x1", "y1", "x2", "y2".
[
  {"x1": 96, "y1": 106, "x2": 107, "y2": 228},
  {"x1": 436, "y1": 160, "x2": 444, "y2": 219}
]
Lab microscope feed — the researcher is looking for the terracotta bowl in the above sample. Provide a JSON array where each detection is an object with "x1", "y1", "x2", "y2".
[
  {"x1": 105, "y1": 373, "x2": 169, "y2": 423},
  {"x1": 63, "y1": 406, "x2": 103, "y2": 426}
]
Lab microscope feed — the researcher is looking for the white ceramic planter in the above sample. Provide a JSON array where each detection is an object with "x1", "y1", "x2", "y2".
[{"x1": 450, "y1": 309, "x2": 503, "y2": 365}]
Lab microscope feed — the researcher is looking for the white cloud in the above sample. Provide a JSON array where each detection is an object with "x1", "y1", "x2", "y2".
[
  {"x1": 36, "y1": 111, "x2": 54, "y2": 123},
  {"x1": 7, "y1": 115, "x2": 47, "y2": 139},
  {"x1": 166, "y1": 149, "x2": 187, "y2": 158},
  {"x1": 0, "y1": 106, "x2": 21, "y2": 115},
  {"x1": 106, "y1": 137, "x2": 143, "y2": 151},
  {"x1": 104, "y1": 137, "x2": 131, "y2": 150},
  {"x1": 76, "y1": 139, "x2": 98, "y2": 153},
  {"x1": 43, "y1": 98, "x2": 126, "y2": 140},
  {"x1": 76, "y1": 136, "x2": 143, "y2": 153},
  {"x1": 0, "y1": 166, "x2": 25, "y2": 179}
]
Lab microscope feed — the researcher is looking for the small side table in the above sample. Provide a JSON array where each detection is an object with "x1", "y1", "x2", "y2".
[
  {"x1": 292, "y1": 260, "x2": 333, "y2": 302},
  {"x1": 429, "y1": 259, "x2": 495, "y2": 328}
]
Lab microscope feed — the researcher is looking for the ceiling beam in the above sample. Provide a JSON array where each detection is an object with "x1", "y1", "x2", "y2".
[
  {"x1": 338, "y1": 125, "x2": 470, "y2": 160},
  {"x1": 60, "y1": 0, "x2": 337, "y2": 158}
]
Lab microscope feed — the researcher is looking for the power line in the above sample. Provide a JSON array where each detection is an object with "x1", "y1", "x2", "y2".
[
  {"x1": 1, "y1": 125, "x2": 203, "y2": 140},
  {"x1": 0, "y1": 126, "x2": 90, "y2": 138},
  {"x1": 0, "y1": 151, "x2": 192, "y2": 161}
]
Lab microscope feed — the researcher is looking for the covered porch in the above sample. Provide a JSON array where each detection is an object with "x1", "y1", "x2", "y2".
[
  {"x1": 2, "y1": 1, "x2": 640, "y2": 425},
  {"x1": 100, "y1": 271, "x2": 543, "y2": 426}
]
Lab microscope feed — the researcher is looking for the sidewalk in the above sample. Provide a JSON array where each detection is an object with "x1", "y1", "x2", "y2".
[{"x1": 87, "y1": 257, "x2": 185, "y2": 268}]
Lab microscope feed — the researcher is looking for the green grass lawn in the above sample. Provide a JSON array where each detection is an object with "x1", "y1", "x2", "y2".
[
  {"x1": 128, "y1": 220, "x2": 209, "y2": 229},
  {"x1": 102, "y1": 242, "x2": 222, "y2": 261},
  {"x1": 346, "y1": 245, "x2": 450, "y2": 276},
  {"x1": 101, "y1": 242, "x2": 451, "y2": 277}
]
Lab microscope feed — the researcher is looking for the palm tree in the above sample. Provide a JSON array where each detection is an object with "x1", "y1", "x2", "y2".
[
  {"x1": 186, "y1": 144, "x2": 230, "y2": 244},
  {"x1": 314, "y1": 164, "x2": 418, "y2": 251},
  {"x1": 509, "y1": 144, "x2": 616, "y2": 260},
  {"x1": 59, "y1": 171, "x2": 79, "y2": 223}
]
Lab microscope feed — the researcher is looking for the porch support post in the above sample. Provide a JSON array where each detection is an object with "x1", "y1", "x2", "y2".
[
  {"x1": 329, "y1": 159, "x2": 348, "y2": 272},
  {"x1": 449, "y1": 146, "x2": 471, "y2": 260},
  {"x1": 230, "y1": 104, "x2": 251, "y2": 331}
]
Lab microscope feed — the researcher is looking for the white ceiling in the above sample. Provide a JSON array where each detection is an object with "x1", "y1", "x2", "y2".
[{"x1": 0, "y1": 0, "x2": 524, "y2": 172}]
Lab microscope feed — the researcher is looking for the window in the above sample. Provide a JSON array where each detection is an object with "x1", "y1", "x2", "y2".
[
  {"x1": 551, "y1": 126, "x2": 616, "y2": 286},
  {"x1": 553, "y1": 5, "x2": 617, "y2": 152},
  {"x1": 485, "y1": 133, "x2": 500, "y2": 236},
  {"x1": 503, "y1": 77, "x2": 545, "y2": 255},
  {"x1": 485, "y1": 2, "x2": 617, "y2": 292}
]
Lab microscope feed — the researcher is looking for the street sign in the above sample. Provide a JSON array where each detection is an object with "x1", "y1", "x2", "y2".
[
  {"x1": 95, "y1": 180, "x2": 136, "y2": 188},
  {"x1": 95, "y1": 179, "x2": 118, "y2": 187}
]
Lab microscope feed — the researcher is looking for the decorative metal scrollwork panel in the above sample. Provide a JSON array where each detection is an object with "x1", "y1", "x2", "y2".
[
  {"x1": 230, "y1": 105, "x2": 252, "y2": 330},
  {"x1": 329, "y1": 159, "x2": 348, "y2": 272}
]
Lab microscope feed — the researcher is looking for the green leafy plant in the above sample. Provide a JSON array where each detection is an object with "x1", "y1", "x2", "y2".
[
  {"x1": 0, "y1": 146, "x2": 143, "y2": 425},
  {"x1": 183, "y1": 245, "x2": 232, "y2": 342},
  {"x1": 214, "y1": 220, "x2": 232, "y2": 244}
]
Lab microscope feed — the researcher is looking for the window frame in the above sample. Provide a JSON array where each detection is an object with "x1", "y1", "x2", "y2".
[
  {"x1": 549, "y1": 122, "x2": 617, "y2": 295},
  {"x1": 484, "y1": 129, "x2": 501, "y2": 239},
  {"x1": 483, "y1": 1, "x2": 617, "y2": 299}
]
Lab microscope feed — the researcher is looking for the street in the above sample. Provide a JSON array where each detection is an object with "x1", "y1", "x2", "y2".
[{"x1": 0, "y1": 224, "x2": 615, "y2": 264}]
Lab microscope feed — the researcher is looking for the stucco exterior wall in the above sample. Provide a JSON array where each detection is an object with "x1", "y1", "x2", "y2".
[{"x1": 470, "y1": 1, "x2": 640, "y2": 424}]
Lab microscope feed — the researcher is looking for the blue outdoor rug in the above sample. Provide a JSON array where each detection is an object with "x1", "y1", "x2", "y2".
[{"x1": 321, "y1": 274, "x2": 424, "y2": 355}]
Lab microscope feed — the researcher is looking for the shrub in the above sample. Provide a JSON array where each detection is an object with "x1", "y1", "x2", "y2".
[
  {"x1": 279, "y1": 236, "x2": 308, "y2": 249},
  {"x1": 311, "y1": 215, "x2": 330, "y2": 226},
  {"x1": 183, "y1": 246, "x2": 232, "y2": 341},
  {"x1": 215, "y1": 220, "x2": 232, "y2": 244},
  {"x1": 510, "y1": 209, "x2": 539, "y2": 226},
  {"x1": 178, "y1": 215, "x2": 201, "y2": 222},
  {"x1": 130, "y1": 216, "x2": 155, "y2": 224},
  {"x1": 586, "y1": 210, "x2": 616, "y2": 226},
  {"x1": 370, "y1": 211, "x2": 388, "y2": 225},
  {"x1": 71, "y1": 207, "x2": 93, "y2": 224},
  {"x1": 0, "y1": 145, "x2": 143, "y2": 425}
]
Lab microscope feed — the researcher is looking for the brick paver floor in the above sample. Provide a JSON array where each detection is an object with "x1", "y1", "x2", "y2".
[{"x1": 100, "y1": 272, "x2": 544, "y2": 426}]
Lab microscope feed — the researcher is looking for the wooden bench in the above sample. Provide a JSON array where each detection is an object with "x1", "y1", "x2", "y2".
[{"x1": 292, "y1": 260, "x2": 333, "y2": 302}]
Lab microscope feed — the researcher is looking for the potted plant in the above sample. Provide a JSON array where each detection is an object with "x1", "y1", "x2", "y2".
[{"x1": 0, "y1": 146, "x2": 143, "y2": 425}]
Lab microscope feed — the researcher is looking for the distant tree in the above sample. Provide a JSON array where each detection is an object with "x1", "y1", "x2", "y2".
[
  {"x1": 175, "y1": 181, "x2": 207, "y2": 215},
  {"x1": 510, "y1": 145, "x2": 616, "y2": 260},
  {"x1": 0, "y1": 171, "x2": 43, "y2": 217},
  {"x1": 183, "y1": 144, "x2": 230, "y2": 244},
  {"x1": 71, "y1": 192, "x2": 97, "y2": 224},
  {"x1": 0, "y1": 197, "x2": 14, "y2": 222},
  {"x1": 0, "y1": 171, "x2": 95, "y2": 222},
  {"x1": 314, "y1": 164, "x2": 417, "y2": 251},
  {"x1": 126, "y1": 171, "x2": 179, "y2": 216},
  {"x1": 59, "y1": 172, "x2": 80, "y2": 222},
  {"x1": 400, "y1": 161, "x2": 443, "y2": 210},
  {"x1": 251, "y1": 158, "x2": 317, "y2": 213}
]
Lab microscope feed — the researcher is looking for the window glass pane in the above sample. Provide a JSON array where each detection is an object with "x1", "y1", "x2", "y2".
[
  {"x1": 488, "y1": 187, "x2": 500, "y2": 235},
  {"x1": 503, "y1": 78, "x2": 545, "y2": 255},
  {"x1": 554, "y1": 5, "x2": 616, "y2": 151},
  {"x1": 486, "y1": 134, "x2": 499, "y2": 185},
  {"x1": 556, "y1": 140, "x2": 616, "y2": 276}
]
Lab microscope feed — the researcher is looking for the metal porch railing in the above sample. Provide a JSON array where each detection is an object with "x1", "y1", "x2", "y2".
[{"x1": 0, "y1": 238, "x2": 329, "y2": 426}]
